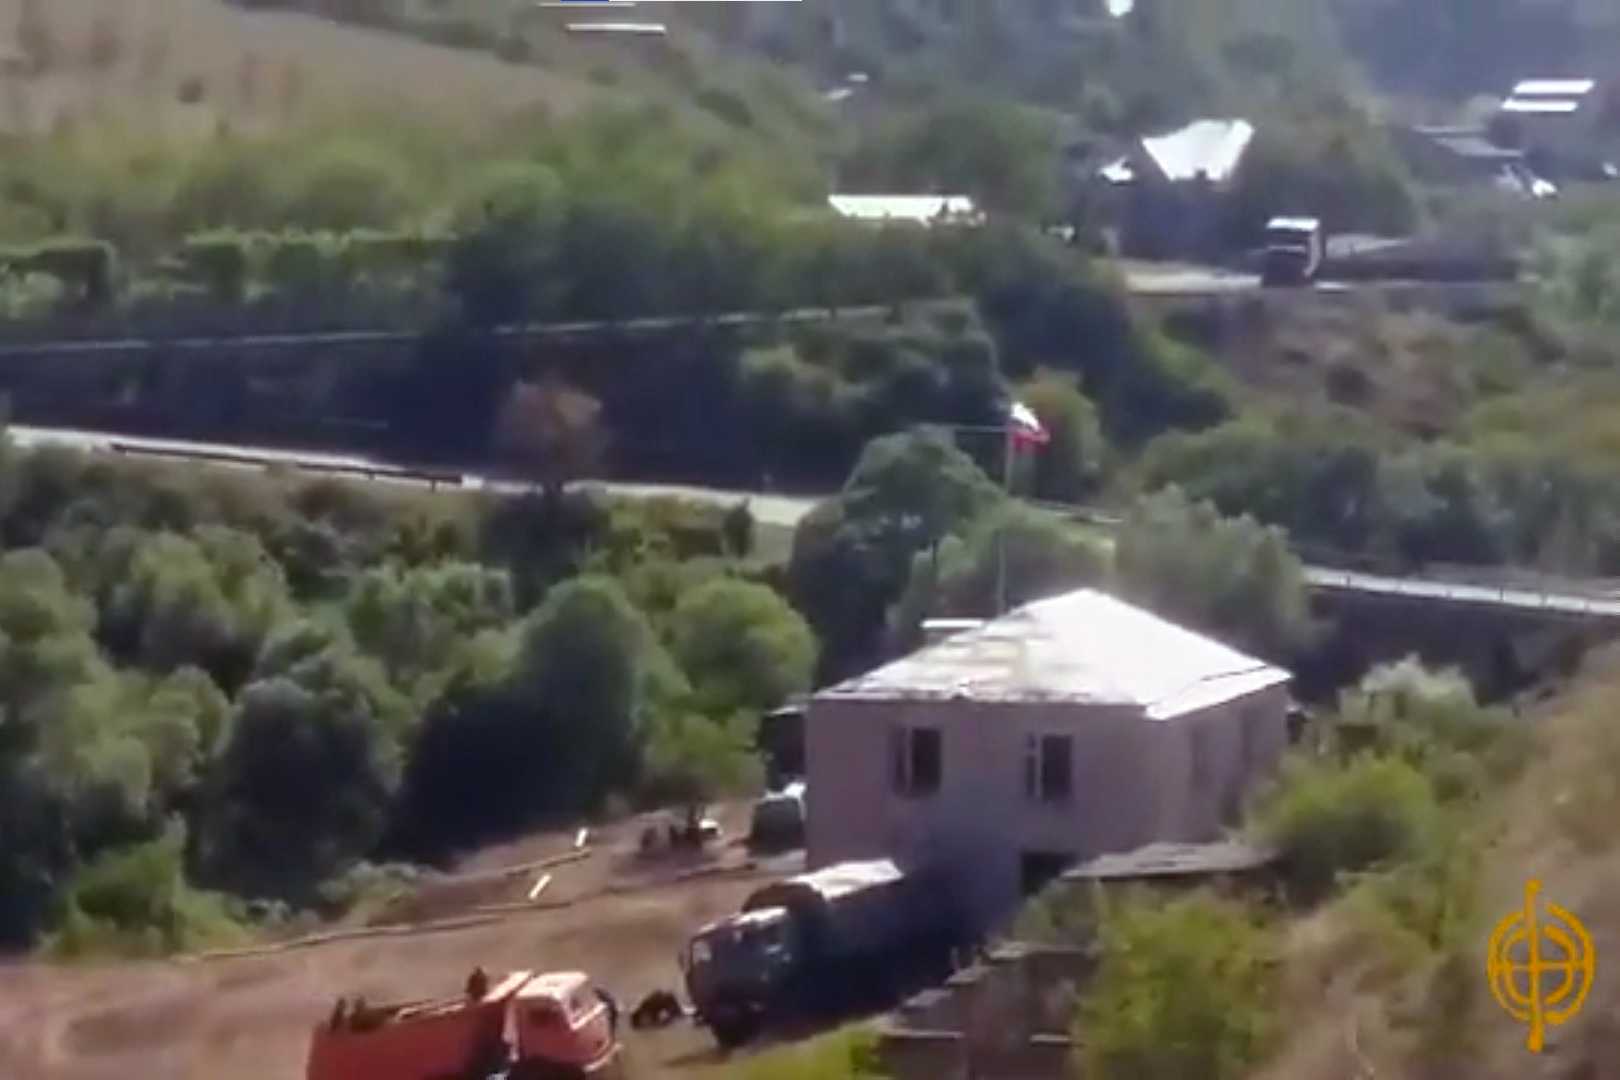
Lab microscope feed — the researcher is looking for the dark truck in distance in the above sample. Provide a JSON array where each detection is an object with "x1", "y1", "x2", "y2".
[
  {"x1": 1261, "y1": 216, "x2": 1325, "y2": 286},
  {"x1": 680, "y1": 859, "x2": 959, "y2": 1048}
]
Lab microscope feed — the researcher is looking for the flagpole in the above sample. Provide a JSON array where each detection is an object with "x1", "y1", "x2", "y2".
[{"x1": 997, "y1": 419, "x2": 1014, "y2": 616}]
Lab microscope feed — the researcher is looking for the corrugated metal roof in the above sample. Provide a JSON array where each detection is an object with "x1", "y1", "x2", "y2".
[
  {"x1": 1503, "y1": 98, "x2": 1582, "y2": 114},
  {"x1": 1061, "y1": 841, "x2": 1278, "y2": 882},
  {"x1": 828, "y1": 194, "x2": 978, "y2": 224},
  {"x1": 1511, "y1": 78, "x2": 1595, "y2": 97},
  {"x1": 815, "y1": 589, "x2": 1291, "y2": 719},
  {"x1": 1140, "y1": 119, "x2": 1255, "y2": 184}
]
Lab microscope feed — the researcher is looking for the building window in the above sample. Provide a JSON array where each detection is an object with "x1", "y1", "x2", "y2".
[
  {"x1": 891, "y1": 725, "x2": 942, "y2": 798},
  {"x1": 1023, "y1": 734, "x2": 1073, "y2": 804}
]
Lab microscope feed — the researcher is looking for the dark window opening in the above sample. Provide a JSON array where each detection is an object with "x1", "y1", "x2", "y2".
[
  {"x1": 1024, "y1": 733, "x2": 1073, "y2": 803},
  {"x1": 891, "y1": 724, "x2": 942, "y2": 798}
]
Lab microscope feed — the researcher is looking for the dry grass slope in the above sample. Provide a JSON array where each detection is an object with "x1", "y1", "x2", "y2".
[
  {"x1": 1262, "y1": 645, "x2": 1620, "y2": 1080},
  {"x1": 0, "y1": 0, "x2": 609, "y2": 135}
]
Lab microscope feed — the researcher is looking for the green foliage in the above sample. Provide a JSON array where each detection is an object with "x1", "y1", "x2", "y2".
[
  {"x1": 200, "y1": 641, "x2": 409, "y2": 898},
  {"x1": 667, "y1": 578, "x2": 816, "y2": 717},
  {"x1": 790, "y1": 428, "x2": 1003, "y2": 679},
  {"x1": 891, "y1": 502, "x2": 1109, "y2": 646},
  {"x1": 1138, "y1": 413, "x2": 1620, "y2": 574},
  {"x1": 512, "y1": 576, "x2": 682, "y2": 799},
  {"x1": 1016, "y1": 371, "x2": 1106, "y2": 502},
  {"x1": 1251, "y1": 753, "x2": 1439, "y2": 906},
  {"x1": 640, "y1": 710, "x2": 764, "y2": 814},
  {"x1": 1227, "y1": 102, "x2": 1419, "y2": 241},
  {"x1": 1, "y1": 238, "x2": 118, "y2": 306},
  {"x1": 345, "y1": 560, "x2": 515, "y2": 691},
  {"x1": 99, "y1": 528, "x2": 290, "y2": 690},
  {"x1": 1336, "y1": 658, "x2": 1534, "y2": 800},
  {"x1": 49, "y1": 822, "x2": 242, "y2": 958},
  {"x1": 733, "y1": 1026, "x2": 887, "y2": 1080},
  {"x1": 446, "y1": 161, "x2": 564, "y2": 324},
  {"x1": 1114, "y1": 486, "x2": 1314, "y2": 660},
  {"x1": 841, "y1": 96, "x2": 1060, "y2": 216},
  {"x1": 1077, "y1": 891, "x2": 1278, "y2": 1080}
]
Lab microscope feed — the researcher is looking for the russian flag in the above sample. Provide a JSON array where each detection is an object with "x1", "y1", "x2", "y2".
[{"x1": 1008, "y1": 400, "x2": 1050, "y2": 448}]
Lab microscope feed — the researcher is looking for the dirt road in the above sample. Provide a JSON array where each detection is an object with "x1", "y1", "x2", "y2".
[{"x1": 0, "y1": 812, "x2": 794, "y2": 1080}]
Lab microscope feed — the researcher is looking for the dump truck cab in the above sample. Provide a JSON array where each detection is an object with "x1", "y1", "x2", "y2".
[
  {"x1": 307, "y1": 969, "x2": 620, "y2": 1080},
  {"x1": 681, "y1": 906, "x2": 803, "y2": 1046},
  {"x1": 506, "y1": 971, "x2": 619, "y2": 1076},
  {"x1": 1261, "y1": 216, "x2": 1324, "y2": 286}
]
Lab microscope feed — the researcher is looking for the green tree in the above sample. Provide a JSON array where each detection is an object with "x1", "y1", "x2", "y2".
[
  {"x1": 1252, "y1": 753, "x2": 1439, "y2": 906},
  {"x1": 345, "y1": 561, "x2": 516, "y2": 688},
  {"x1": 668, "y1": 578, "x2": 816, "y2": 717},
  {"x1": 640, "y1": 710, "x2": 763, "y2": 821},
  {"x1": 446, "y1": 161, "x2": 564, "y2": 324},
  {"x1": 201, "y1": 643, "x2": 408, "y2": 898},
  {"x1": 891, "y1": 502, "x2": 1109, "y2": 645},
  {"x1": 100, "y1": 528, "x2": 290, "y2": 690},
  {"x1": 789, "y1": 428, "x2": 1003, "y2": 679},
  {"x1": 493, "y1": 376, "x2": 607, "y2": 500},
  {"x1": 276, "y1": 140, "x2": 414, "y2": 231},
  {"x1": 513, "y1": 575, "x2": 681, "y2": 808},
  {"x1": 1077, "y1": 893, "x2": 1278, "y2": 1080},
  {"x1": 1113, "y1": 487, "x2": 1314, "y2": 660}
]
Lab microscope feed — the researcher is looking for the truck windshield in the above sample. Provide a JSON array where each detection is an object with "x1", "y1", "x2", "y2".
[{"x1": 691, "y1": 919, "x2": 788, "y2": 971}]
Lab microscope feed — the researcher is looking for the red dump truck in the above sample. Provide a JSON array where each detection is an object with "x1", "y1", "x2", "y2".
[{"x1": 306, "y1": 969, "x2": 622, "y2": 1080}]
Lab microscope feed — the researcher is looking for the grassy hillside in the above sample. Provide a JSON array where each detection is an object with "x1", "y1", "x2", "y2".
[
  {"x1": 0, "y1": 0, "x2": 686, "y2": 134},
  {"x1": 1261, "y1": 645, "x2": 1620, "y2": 1078}
]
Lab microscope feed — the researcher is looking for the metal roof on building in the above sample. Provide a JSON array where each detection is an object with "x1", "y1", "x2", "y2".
[
  {"x1": 815, "y1": 589, "x2": 1291, "y2": 719},
  {"x1": 1140, "y1": 119, "x2": 1255, "y2": 184},
  {"x1": 1511, "y1": 78, "x2": 1595, "y2": 98},
  {"x1": 1061, "y1": 841, "x2": 1279, "y2": 882},
  {"x1": 1503, "y1": 98, "x2": 1582, "y2": 114}
]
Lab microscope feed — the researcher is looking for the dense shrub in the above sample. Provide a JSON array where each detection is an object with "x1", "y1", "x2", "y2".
[
  {"x1": 1252, "y1": 754, "x2": 1439, "y2": 906},
  {"x1": 1077, "y1": 892, "x2": 1278, "y2": 1080},
  {"x1": 1114, "y1": 486, "x2": 1315, "y2": 661},
  {"x1": 49, "y1": 823, "x2": 242, "y2": 957}
]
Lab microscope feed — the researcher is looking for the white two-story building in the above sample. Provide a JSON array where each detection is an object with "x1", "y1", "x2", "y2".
[{"x1": 804, "y1": 588, "x2": 1292, "y2": 930}]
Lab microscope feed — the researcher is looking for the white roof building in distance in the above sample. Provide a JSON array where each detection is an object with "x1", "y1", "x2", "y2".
[
  {"x1": 1141, "y1": 118, "x2": 1255, "y2": 184},
  {"x1": 565, "y1": 22, "x2": 667, "y2": 36},
  {"x1": 827, "y1": 194, "x2": 982, "y2": 227},
  {"x1": 1502, "y1": 78, "x2": 1596, "y2": 114},
  {"x1": 818, "y1": 588, "x2": 1290, "y2": 720}
]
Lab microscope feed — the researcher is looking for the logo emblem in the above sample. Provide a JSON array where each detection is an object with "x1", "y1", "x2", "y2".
[{"x1": 1486, "y1": 879, "x2": 1595, "y2": 1052}]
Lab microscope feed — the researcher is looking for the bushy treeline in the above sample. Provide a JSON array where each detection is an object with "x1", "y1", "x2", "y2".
[
  {"x1": 788, "y1": 427, "x2": 1313, "y2": 683},
  {"x1": 0, "y1": 434, "x2": 815, "y2": 949},
  {"x1": 1014, "y1": 655, "x2": 1530, "y2": 1078},
  {"x1": 1135, "y1": 411, "x2": 1620, "y2": 575}
]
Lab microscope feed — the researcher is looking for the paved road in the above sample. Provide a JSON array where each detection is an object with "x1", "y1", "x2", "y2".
[
  {"x1": 6, "y1": 424, "x2": 824, "y2": 530},
  {"x1": 1303, "y1": 567, "x2": 1620, "y2": 620},
  {"x1": 14, "y1": 423, "x2": 1620, "y2": 620},
  {"x1": 0, "y1": 304, "x2": 901, "y2": 360}
]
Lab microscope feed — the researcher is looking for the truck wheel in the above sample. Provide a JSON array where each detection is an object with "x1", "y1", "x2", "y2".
[{"x1": 709, "y1": 1013, "x2": 759, "y2": 1050}]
